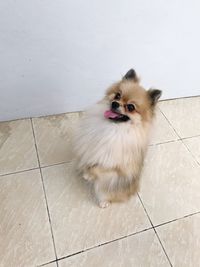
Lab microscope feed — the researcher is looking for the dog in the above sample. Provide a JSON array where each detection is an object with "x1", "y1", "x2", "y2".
[{"x1": 73, "y1": 69, "x2": 161, "y2": 208}]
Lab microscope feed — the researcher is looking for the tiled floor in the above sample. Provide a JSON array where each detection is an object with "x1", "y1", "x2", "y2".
[{"x1": 0, "y1": 97, "x2": 200, "y2": 267}]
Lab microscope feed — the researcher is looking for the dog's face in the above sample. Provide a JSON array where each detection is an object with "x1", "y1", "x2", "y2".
[{"x1": 104, "y1": 69, "x2": 162, "y2": 125}]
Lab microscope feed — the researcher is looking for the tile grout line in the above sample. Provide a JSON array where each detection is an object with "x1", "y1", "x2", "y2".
[
  {"x1": 39, "y1": 168, "x2": 59, "y2": 267},
  {"x1": 181, "y1": 134, "x2": 200, "y2": 140},
  {"x1": 153, "y1": 227, "x2": 173, "y2": 267},
  {"x1": 0, "y1": 110, "x2": 83, "y2": 124},
  {"x1": 159, "y1": 94, "x2": 200, "y2": 102},
  {"x1": 181, "y1": 140, "x2": 200, "y2": 167},
  {"x1": 40, "y1": 161, "x2": 72, "y2": 169},
  {"x1": 0, "y1": 167, "x2": 39, "y2": 177},
  {"x1": 149, "y1": 139, "x2": 180, "y2": 147},
  {"x1": 0, "y1": 162, "x2": 70, "y2": 178},
  {"x1": 158, "y1": 107, "x2": 181, "y2": 140},
  {"x1": 158, "y1": 108, "x2": 200, "y2": 166},
  {"x1": 137, "y1": 193, "x2": 173, "y2": 267},
  {"x1": 39, "y1": 209, "x2": 200, "y2": 267},
  {"x1": 38, "y1": 226, "x2": 153, "y2": 266},
  {"x1": 30, "y1": 118, "x2": 59, "y2": 267},
  {"x1": 37, "y1": 259, "x2": 57, "y2": 267},
  {"x1": 154, "y1": 210, "x2": 200, "y2": 229}
]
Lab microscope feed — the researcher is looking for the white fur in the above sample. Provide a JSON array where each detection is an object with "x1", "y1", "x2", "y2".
[{"x1": 73, "y1": 99, "x2": 151, "y2": 179}]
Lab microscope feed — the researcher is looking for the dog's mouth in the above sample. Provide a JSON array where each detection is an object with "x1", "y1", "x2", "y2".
[{"x1": 104, "y1": 110, "x2": 130, "y2": 122}]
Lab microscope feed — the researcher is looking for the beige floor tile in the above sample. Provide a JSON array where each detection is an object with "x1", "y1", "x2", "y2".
[
  {"x1": 157, "y1": 213, "x2": 200, "y2": 267},
  {"x1": 139, "y1": 141, "x2": 200, "y2": 225},
  {"x1": 42, "y1": 163, "x2": 151, "y2": 258},
  {"x1": 58, "y1": 229, "x2": 170, "y2": 267},
  {"x1": 182, "y1": 136, "x2": 200, "y2": 164},
  {"x1": 159, "y1": 97, "x2": 200, "y2": 138},
  {"x1": 150, "y1": 109, "x2": 179, "y2": 145},
  {"x1": 32, "y1": 113, "x2": 80, "y2": 166},
  {"x1": 0, "y1": 119, "x2": 38, "y2": 175},
  {"x1": 0, "y1": 169, "x2": 55, "y2": 266}
]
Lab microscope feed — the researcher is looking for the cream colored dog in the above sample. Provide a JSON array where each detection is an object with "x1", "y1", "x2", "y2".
[{"x1": 73, "y1": 69, "x2": 161, "y2": 208}]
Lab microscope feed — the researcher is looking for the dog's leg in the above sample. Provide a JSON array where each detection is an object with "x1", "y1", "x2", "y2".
[
  {"x1": 82, "y1": 170, "x2": 95, "y2": 181},
  {"x1": 93, "y1": 167, "x2": 118, "y2": 208},
  {"x1": 82, "y1": 166, "x2": 98, "y2": 181},
  {"x1": 94, "y1": 181, "x2": 111, "y2": 208},
  {"x1": 83, "y1": 167, "x2": 111, "y2": 208}
]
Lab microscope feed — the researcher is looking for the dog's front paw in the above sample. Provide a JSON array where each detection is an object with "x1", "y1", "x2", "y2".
[
  {"x1": 99, "y1": 201, "x2": 110, "y2": 208},
  {"x1": 83, "y1": 172, "x2": 93, "y2": 181}
]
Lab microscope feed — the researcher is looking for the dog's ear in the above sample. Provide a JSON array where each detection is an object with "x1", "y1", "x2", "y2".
[
  {"x1": 148, "y1": 89, "x2": 162, "y2": 105},
  {"x1": 123, "y1": 69, "x2": 139, "y2": 82}
]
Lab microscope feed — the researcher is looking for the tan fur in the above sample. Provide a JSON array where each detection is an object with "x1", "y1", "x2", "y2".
[
  {"x1": 73, "y1": 70, "x2": 161, "y2": 208},
  {"x1": 106, "y1": 80, "x2": 154, "y2": 122}
]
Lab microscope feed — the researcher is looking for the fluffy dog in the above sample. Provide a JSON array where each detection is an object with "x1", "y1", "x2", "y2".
[{"x1": 73, "y1": 69, "x2": 161, "y2": 208}]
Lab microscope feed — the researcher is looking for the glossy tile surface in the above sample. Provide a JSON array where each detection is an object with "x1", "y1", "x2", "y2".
[
  {"x1": 140, "y1": 141, "x2": 200, "y2": 225},
  {"x1": 157, "y1": 213, "x2": 200, "y2": 267},
  {"x1": 32, "y1": 113, "x2": 80, "y2": 166},
  {"x1": 1, "y1": 97, "x2": 200, "y2": 267},
  {"x1": 58, "y1": 229, "x2": 170, "y2": 267},
  {"x1": 150, "y1": 109, "x2": 179, "y2": 145},
  {"x1": 159, "y1": 97, "x2": 200, "y2": 138},
  {"x1": 183, "y1": 136, "x2": 200, "y2": 164},
  {"x1": 0, "y1": 170, "x2": 55, "y2": 266},
  {"x1": 43, "y1": 162, "x2": 151, "y2": 258},
  {"x1": 0, "y1": 119, "x2": 38, "y2": 175}
]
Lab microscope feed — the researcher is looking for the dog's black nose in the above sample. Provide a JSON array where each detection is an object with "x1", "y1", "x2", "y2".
[{"x1": 112, "y1": 101, "x2": 120, "y2": 110}]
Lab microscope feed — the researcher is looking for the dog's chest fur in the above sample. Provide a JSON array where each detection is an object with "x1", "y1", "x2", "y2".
[{"x1": 74, "y1": 104, "x2": 150, "y2": 176}]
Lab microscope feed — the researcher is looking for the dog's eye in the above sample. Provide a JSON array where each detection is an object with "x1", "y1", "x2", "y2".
[
  {"x1": 114, "y1": 92, "x2": 121, "y2": 100},
  {"x1": 127, "y1": 104, "x2": 135, "y2": 112}
]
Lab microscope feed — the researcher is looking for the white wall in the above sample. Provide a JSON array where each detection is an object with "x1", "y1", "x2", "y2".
[{"x1": 0, "y1": 0, "x2": 200, "y2": 121}]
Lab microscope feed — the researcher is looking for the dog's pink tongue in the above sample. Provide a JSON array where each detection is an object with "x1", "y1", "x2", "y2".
[{"x1": 104, "y1": 110, "x2": 119, "y2": 119}]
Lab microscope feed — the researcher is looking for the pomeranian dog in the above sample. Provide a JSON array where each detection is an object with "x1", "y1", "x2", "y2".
[{"x1": 73, "y1": 69, "x2": 161, "y2": 208}]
